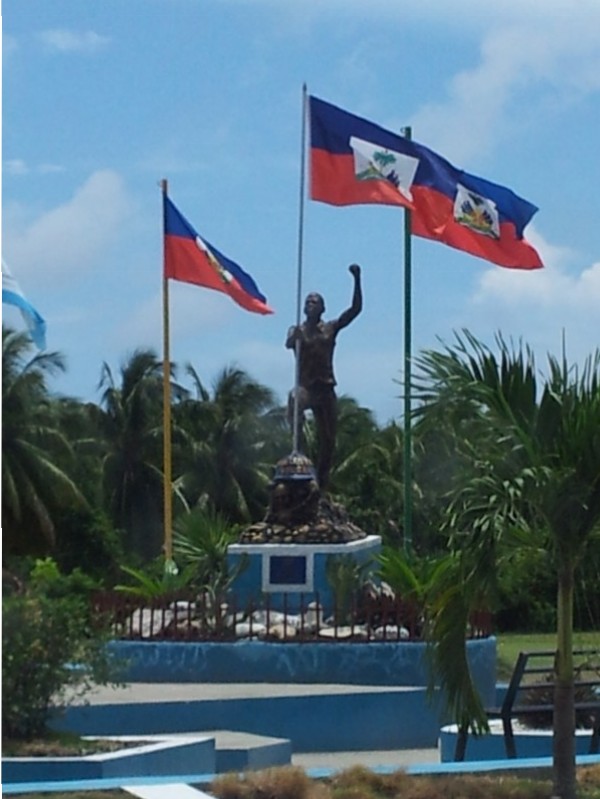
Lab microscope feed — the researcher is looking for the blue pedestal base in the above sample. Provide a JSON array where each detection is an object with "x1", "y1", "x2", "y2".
[{"x1": 227, "y1": 535, "x2": 382, "y2": 614}]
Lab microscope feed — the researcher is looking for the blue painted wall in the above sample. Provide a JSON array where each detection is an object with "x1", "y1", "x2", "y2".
[
  {"x1": 59, "y1": 687, "x2": 443, "y2": 750},
  {"x1": 53, "y1": 638, "x2": 496, "y2": 753},
  {"x1": 107, "y1": 637, "x2": 496, "y2": 706}
]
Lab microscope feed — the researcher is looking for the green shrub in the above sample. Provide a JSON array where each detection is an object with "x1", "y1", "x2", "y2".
[
  {"x1": 495, "y1": 547, "x2": 556, "y2": 632},
  {"x1": 2, "y1": 564, "x2": 120, "y2": 740}
]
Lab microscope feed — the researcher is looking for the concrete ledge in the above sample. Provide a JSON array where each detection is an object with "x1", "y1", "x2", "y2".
[
  {"x1": 440, "y1": 721, "x2": 599, "y2": 762},
  {"x1": 2, "y1": 730, "x2": 292, "y2": 784},
  {"x1": 2, "y1": 736, "x2": 216, "y2": 784},
  {"x1": 306, "y1": 752, "x2": 600, "y2": 779},
  {"x1": 107, "y1": 637, "x2": 496, "y2": 705},
  {"x1": 58, "y1": 686, "x2": 444, "y2": 750}
]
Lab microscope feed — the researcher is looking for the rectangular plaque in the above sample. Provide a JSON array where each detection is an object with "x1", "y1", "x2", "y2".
[{"x1": 269, "y1": 555, "x2": 307, "y2": 586}]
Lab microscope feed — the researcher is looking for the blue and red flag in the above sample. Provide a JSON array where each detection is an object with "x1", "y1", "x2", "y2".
[
  {"x1": 309, "y1": 95, "x2": 543, "y2": 270},
  {"x1": 163, "y1": 196, "x2": 273, "y2": 314}
]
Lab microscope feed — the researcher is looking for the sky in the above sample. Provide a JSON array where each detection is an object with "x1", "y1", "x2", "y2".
[{"x1": 2, "y1": 0, "x2": 600, "y2": 425}]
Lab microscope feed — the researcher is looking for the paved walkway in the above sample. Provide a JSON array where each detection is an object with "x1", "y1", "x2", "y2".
[
  {"x1": 292, "y1": 748, "x2": 440, "y2": 769},
  {"x1": 85, "y1": 681, "x2": 417, "y2": 703}
]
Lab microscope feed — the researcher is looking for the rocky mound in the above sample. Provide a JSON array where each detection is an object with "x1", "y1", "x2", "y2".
[{"x1": 239, "y1": 497, "x2": 367, "y2": 545}]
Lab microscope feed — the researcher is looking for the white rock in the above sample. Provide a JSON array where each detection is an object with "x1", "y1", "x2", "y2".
[
  {"x1": 373, "y1": 624, "x2": 410, "y2": 640},
  {"x1": 252, "y1": 609, "x2": 284, "y2": 625},
  {"x1": 169, "y1": 600, "x2": 195, "y2": 613},
  {"x1": 234, "y1": 621, "x2": 267, "y2": 638},
  {"x1": 268, "y1": 623, "x2": 298, "y2": 639},
  {"x1": 127, "y1": 608, "x2": 174, "y2": 638},
  {"x1": 305, "y1": 602, "x2": 324, "y2": 628},
  {"x1": 319, "y1": 626, "x2": 351, "y2": 639}
]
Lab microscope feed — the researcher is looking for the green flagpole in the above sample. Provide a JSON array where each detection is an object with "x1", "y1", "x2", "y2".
[{"x1": 402, "y1": 125, "x2": 413, "y2": 551}]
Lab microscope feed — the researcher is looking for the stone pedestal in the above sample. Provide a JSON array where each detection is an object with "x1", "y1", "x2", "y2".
[
  {"x1": 229, "y1": 451, "x2": 380, "y2": 614},
  {"x1": 227, "y1": 535, "x2": 381, "y2": 614}
]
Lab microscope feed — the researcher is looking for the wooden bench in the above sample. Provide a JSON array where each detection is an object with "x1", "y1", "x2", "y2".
[{"x1": 455, "y1": 648, "x2": 600, "y2": 760}]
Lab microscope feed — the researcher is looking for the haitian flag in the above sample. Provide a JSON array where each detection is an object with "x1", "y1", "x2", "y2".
[
  {"x1": 164, "y1": 196, "x2": 273, "y2": 314},
  {"x1": 309, "y1": 96, "x2": 543, "y2": 270}
]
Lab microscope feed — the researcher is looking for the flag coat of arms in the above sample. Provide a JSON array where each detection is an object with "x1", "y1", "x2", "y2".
[
  {"x1": 164, "y1": 197, "x2": 273, "y2": 314},
  {"x1": 309, "y1": 95, "x2": 543, "y2": 270}
]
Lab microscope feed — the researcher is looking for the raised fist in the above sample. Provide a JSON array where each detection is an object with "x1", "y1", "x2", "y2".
[{"x1": 349, "y1": 263, "x2": 361, "y2": 278}]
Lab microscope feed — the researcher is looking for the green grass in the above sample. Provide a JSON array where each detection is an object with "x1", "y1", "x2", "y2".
[
  {"x1": 2, "y1": 731, "x2": 142, "y2": 757},
  {"x1": 496, "y1": 631, "x2": 600, "y2": 681}
]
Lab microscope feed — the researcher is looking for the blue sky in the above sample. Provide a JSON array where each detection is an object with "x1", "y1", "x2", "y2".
[{"x1": 3, "y1": 0, "x2": 600, "y2": 424}]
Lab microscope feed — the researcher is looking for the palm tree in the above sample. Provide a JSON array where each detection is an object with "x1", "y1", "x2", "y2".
[
  {"x1": 2, "y1": 327, "x2": 86, "y2": 555},
  {"x1": 413, "y1": 331, "x2": 600, "y2": 799},
  {"x1": 175, "y1": 365, "x2": 277, "y2": 522},
  {"x1": 332, "y1": 415, "x2": 405, "y2": 541},
  {"x1": 50, "y1": 396, "x2": 106, "y2": 506},
  {"x1": 329, "y1": 395, "x2": 379, "y2": 473},
  {"x1": 95, "y1": 348, "x2": 186, "y2": 561}
]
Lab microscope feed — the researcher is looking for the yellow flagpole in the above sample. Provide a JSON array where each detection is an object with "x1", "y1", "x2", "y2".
[{"x1": 161, "y1": 178, "x2": 174, "y2": 565}]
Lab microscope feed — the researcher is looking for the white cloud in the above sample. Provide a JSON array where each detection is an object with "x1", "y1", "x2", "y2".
[
  {"x1": 232, "y1": 0, "x2": 600, "y2": 37},
  {"x1": 4, "y1": 159, "x2": 29, "y2": 176},
  {"x1": 472, "y1": 226, "x2": 600, "y2": 310},
  {"x1": 410, "y1": 17, "x2": 600, "y2": 164},
  {"x1": 4, "y1": 170, "x2": 134, "y2": 287},
  {"x1": 475, "y1": 257, "x2": 600, "y2": 311},
  {"x1": 4, "y1": 159, "x2": 65, "y2": 176},
  {"x1": 37, "y1": 29, "x2": 110, "y2": 54},
  {"x1": 466, "y1": 228, "x2": 600, "y2": 366}
]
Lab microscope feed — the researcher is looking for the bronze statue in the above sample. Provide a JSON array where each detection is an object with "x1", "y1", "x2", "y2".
[{"x1": 286, "y1": 264, "x2": 362, "y2": 489}]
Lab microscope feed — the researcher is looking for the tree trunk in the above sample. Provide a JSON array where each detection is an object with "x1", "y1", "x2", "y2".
[{"x1": 553, "y1": 563, "x2": 575, "y2": 799}]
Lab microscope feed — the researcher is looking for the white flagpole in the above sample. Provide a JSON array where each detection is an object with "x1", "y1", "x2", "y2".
[{"x1": 292, "y1": 83, "x2": 308, "y2": 453}]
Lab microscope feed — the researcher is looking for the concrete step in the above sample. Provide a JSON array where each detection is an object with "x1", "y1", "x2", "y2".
[
  {"x1": 116, "y1": 730, "x2": 292, "y2": 773},
  {"x1": 210, "y1": 730, "x2": 292, "y2": 772}
]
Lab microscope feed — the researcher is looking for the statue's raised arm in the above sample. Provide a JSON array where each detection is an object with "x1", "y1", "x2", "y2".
[{"x1": 334, "y1": 264, "x2": 362, "y2": 332}]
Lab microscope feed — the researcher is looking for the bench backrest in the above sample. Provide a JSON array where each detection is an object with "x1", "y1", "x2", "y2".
[{"x1": 502, "y1": 648, "x2": 600, "y2": 717}]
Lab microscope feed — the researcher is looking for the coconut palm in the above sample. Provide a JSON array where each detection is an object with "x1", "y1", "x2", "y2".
[
  {"x1": 330, "y1": 395, "x2": 379, "y2": 472},
  {"x1": 332, "y1": 416, "x2": 405, "y2": 542},
  {"x1": 49, "y1": 396, "x2": 106, "y2": 506},
  {"x1": 95, "y1": 348, "x2": 187, "y2": 560},
  {"x1": 2, "y1": 327, "x2": 86, "y2": 555},
  {"x1": 413, "y1": 331, "x2": 600, "y2": 799},
  {"x1": 175, "y1": 365, "x2": 278, "y2": 522}
]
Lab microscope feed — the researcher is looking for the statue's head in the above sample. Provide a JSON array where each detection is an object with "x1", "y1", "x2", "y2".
[{"x1": 304, "y1": 292, "x2": 325, "y2": 319}]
